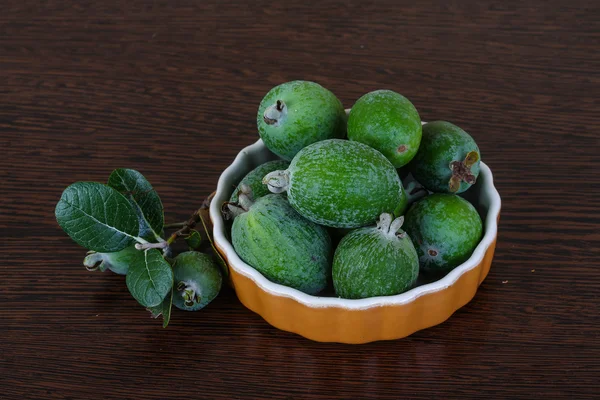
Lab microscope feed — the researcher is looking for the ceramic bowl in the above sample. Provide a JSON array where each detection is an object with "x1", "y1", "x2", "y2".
[{"x1": 210, "y1": 138, "x2": 501, "y2": 344}]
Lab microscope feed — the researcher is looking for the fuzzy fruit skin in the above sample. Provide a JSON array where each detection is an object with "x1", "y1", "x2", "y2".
[
  {"x1": 230, "y1": 160, "x2": 290, "y2": 203},
  {"x1": 231, "y1": 194, "x2": 331, "y2": 295},
  {"x1": 333, "y1": 227, "x2": 419, "y2": 299},
  {"x1": 257, "y1": 81, "x2": 346, "y2": 161},
  {"x1": 395, "y1": 191, "x2": 409, "y2": 217},
  {"x1": 409, "y1": 121, "x2": 481, "y2": 194},
  {"x1": 348, "y1": 90, "x2": 422, "y2": 168},
  {"x1": 403, "y1": 194, "x2": 483, "y2": 273},
  {"x1": 102, "y1": 246, "x2": 136, "y2": 275},
  {"x1": 83, "y1": 245, "x2": 140, "y2": 275},
  {"x1": 172, "y1": 251, "x2": 222, "y2": 311},
  {"x1": 285, "y1": 139, "x2": 406, "y2": 228}
]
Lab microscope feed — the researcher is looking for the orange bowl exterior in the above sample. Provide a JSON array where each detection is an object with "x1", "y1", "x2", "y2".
[{"x1": 214, "y1": 236, "x2": 496, "y2": 344}]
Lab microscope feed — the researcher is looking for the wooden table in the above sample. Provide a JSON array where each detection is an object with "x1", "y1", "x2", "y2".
[{"x1": 2, "y1": 1, "x2": 598, "y2": 399}]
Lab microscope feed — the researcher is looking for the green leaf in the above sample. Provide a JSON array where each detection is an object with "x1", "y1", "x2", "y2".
[
  {"x1": 185, "y1": 229, "x2": 202, "y2": 250},
  {"x1": 107, "y1": 169, "x2": 164, "y2": 241},
  {"x1": 126, "y1": 249, "x2": 173, "y2": 308},
  {"x1": 55, "y1": 182, "x2": 140, "y2": 252},
  {"x1": 148, "y1": 289, "x2": 173, "y2": 328}
]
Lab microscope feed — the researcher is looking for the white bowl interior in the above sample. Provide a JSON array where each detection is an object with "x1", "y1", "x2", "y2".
[{"x1": 210, "y1": 139, "x2": 501, "y2": 310}]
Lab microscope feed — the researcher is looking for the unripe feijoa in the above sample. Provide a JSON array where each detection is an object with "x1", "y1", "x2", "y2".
[
  {"x1": 409, "y1": 121, "x2": 481, "y2": 194},
  {"x1": 403, "y1": 193, "x2": 483, "y2": 273},
  {"x1": 263, "y1": 139, "x2": 406, "y2": 228},
  {"x1": 257, "y1": 81, "x2": 346, "y2": 161},
  {"x1": 231, "y1": 193, "x2": 331, "y2": 295},
  {"x1": 172, "y1": 251, "x2": 222, "y2": 311},
  {"x1": 333, "y1": 214, "x2": 419, "y2": 299},
  {"x1": 348, "y1": 90, "x2": 422, "y2": 168},
  {"x1": 83, "y1": 245, "x2": 139, "y2": 275},
  {"x1": 230, "y1": 159, "x2": 290, "y2": 203}
]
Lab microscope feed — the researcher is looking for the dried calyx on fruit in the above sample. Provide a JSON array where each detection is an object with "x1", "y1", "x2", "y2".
[
  {"x1": 449, "y1": 151, "x2": 480, "y2": 193},
  {"x1": 229, "y1": 160, "x2": 290, "y2": 204},
  {"x1": 222, "y1": 184, "x2": 254, "y2": 220},
  {"x1": 409, "y1": 121, "x2": 481, "y2": 194},
  {"x1": 263, "y1": 100, "x2": 287, "y2": 126}
]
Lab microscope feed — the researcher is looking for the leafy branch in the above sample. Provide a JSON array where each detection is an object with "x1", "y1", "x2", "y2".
[{"x1": 55, "y1": 169, "x2": 224, "y2": 327}]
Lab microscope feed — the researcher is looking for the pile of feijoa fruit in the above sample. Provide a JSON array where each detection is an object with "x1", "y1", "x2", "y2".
[{"x1": 224, "y1": 80, "x2": 483, "y2": 299}]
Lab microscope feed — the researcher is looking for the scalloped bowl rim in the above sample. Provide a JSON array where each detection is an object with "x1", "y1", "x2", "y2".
[{"x1": 210, "y1": 138, "x2": 501, "y2": 311}]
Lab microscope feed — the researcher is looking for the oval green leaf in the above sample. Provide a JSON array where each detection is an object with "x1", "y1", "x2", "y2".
[
  {"x1": 55, "y1": 182, "x2": 140, "y2": 252},
  {"x1": 108, "y1": 169, "x2": 164, "y2": 240},
  {"x1": 185, "y1": 229, "x2": 202, "y2": 250},
  {"x1": 148, "y1": 289, "x2": 173, "y2": 328},
  {"x1": 126, "y1": 249, "x2": 173, "y2": 308}
]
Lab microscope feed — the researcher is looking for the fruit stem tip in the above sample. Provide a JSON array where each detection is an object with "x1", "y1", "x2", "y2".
[
  {"x1": 377, "y1": 213, "x2": 405, "y2": 237},
  {"x1": 263, "y1": 170, "x2": 289, "y2": 193},
  {"x1": 263, "y1": 100, "x2": 287, "y2": 126}
]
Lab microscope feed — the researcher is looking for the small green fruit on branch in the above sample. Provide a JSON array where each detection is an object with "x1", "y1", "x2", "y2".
[
  {"x1": 84, "y1": 247, "x2": 140, "y2": 275},
  {"x1": 172, "y1": 251, "x2": 222, "y2": 311}
]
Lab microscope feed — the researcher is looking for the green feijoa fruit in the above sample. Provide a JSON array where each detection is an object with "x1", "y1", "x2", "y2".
[
  {"x1": 257, "y1": 80, "x2": 346, "y2": 161},
  {"x1": 172, "y1": 251, "x2": 222, "y2": 311},
  {"x1": 395, "y1": 189, "x2": 409, "y2": 217},
  {"x1": 403, "y1": 193, "x2": 483, "y2": 273},
  {"x1": 230, "y1": 159, "x2": 290, "y2": 204},
  {"x1": 83, "y1": 245, "x2": 139, "y2": 275},
  {"x1": 409, "y1": 121, "x2": 481, "y2": 194},
  {"x1": 348, "y1": 90, "x2": 422, "y2": 168},
  {"x1": 333, "y1": 213, "x2": 419, "y2": 299},
  {"x1": 230, "y1": 193, "x2": 331, "y2": 295},
  {"x1": 263, "y1": 139, "x2": 406, "y2": 228}
]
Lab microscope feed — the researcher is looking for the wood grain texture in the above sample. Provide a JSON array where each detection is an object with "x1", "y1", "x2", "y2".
[{"x1": 1, "y1": 1, "x2": 599, "y2": 399}]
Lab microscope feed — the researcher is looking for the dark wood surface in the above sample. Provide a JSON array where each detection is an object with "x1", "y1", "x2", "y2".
[{"x1": 2, "y1": 1, "x2": 599, "y2": 399}]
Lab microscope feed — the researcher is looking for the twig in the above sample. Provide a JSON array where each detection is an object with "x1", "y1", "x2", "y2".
[
  {"x1": 164, "y1": 193, "x2": 214, "y2": 245},
  {"x1": 135, "y1": 242, "x2": 169, "y2": 250},
  {"x1": 164, "y1": 222, "x2": 187, "y2": 229}
]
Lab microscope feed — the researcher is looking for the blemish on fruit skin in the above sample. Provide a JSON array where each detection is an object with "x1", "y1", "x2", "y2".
[
  {"x1": 428, "y1": 249, "x2": 438, "y2": 257},
  {"x1": 397, "y1": 145, "x2": 407, "y2": 153}
]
